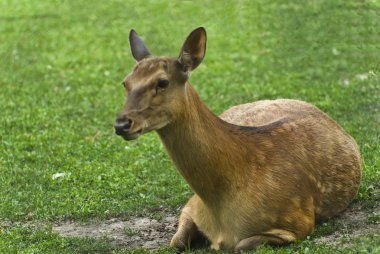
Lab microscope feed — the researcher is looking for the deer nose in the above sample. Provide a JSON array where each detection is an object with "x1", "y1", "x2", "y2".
[{"x1": 114, "y1": 117, "x2": 132, "y2": 136}]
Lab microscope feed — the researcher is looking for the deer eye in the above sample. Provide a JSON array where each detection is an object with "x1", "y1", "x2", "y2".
[{"x1": 157, "y1": 79, "x2": 169, "y2": 91}]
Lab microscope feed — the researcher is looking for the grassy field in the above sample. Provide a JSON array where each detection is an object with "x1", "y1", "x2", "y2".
[{"x1": 0, "y1": 0, "x2": 379, "y2": 253}]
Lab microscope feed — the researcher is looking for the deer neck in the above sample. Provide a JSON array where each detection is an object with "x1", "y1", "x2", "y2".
[{"x1": 157, "y1": 83, "x2": 251, "y2": 204}]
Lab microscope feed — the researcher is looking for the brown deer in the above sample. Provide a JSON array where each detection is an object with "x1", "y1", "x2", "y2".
[{"x1": 114, "y1": 27, "x2": 361, "y2": 252}]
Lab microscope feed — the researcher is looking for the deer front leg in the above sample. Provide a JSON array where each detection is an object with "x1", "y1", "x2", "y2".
[
  {"x1": 234, "y1": 229, "x2": 297, "y2": 253},
  {"x1": 170, "y1": 209, "x2": 198, "y2": 251},
  {"x1": 170, "y1": 195, "x2": 209, "y2": 251}
]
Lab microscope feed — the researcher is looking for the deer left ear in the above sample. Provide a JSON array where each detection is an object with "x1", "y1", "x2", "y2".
[
  {"x1": 129, "y1": 29, "x2": 151, "y2": 61},
  {"x1": 178, "y1": 27, "x2": 207, "y2": 73}
]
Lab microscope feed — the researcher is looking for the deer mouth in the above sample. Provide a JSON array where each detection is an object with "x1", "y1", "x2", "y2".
[
  {"x1": 122, "y1": 129, "x2": 143, "y2": 141},
  {"x1": 114, "y1": 118, "x2": 145, "y2": 141}
]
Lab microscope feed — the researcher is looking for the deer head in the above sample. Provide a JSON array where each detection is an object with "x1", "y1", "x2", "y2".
[{"x1": 114, "y1": 27, "x2": 207, "y2": 140}]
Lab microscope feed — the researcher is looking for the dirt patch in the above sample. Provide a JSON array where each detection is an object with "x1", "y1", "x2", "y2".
[
  {"x1": 314, "y1": 204, "x2": 380, "y2": 247},
  {"x1": 52, "y1": 205, "x2": 379, "y2": 250},
  {"x1": 53, "y1": 215, "x2": 178, "y2": 250}
]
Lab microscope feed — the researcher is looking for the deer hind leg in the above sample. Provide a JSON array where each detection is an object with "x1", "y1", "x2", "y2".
[
  {"x1": 170, "y1": 200, "x2": 209, "y2": 251},
  {"x1": 234, "y1": 229, "x2": 297, "y2": 252},
  {"x1": 235, "y1": 194, "x2": 316, "y2": 252}
]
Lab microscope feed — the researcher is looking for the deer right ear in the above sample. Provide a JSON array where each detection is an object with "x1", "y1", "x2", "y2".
[
  {"x1": 178, "y1": 27, "x2": 207, "y2": 73},
  {"x1": 129, "y1": 29, "x2": 151, "y2": 61}
]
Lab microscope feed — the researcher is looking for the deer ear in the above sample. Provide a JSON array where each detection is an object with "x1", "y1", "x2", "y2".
[
  {"x1": 129, "y1": 29, "x2": 151, "y2": 61},
  {"x1": 178, "y1": 27, "x2": 207, "y2": 73}
]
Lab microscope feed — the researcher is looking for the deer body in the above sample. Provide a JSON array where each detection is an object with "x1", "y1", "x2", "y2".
[{"x1": 115, "y1": 28, "x2": 361, "y2": 251}]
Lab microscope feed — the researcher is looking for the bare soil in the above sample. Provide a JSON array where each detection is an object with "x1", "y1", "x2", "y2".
[
  {"x1": 53, "y1": 215, "x2": 178, "y2": 250},
  {"x1": 313, "y1": 204, "x2": 379, "y2": 247},
  {"x1": 52, "y1": 204, "x2": 379, "y2": 250}
]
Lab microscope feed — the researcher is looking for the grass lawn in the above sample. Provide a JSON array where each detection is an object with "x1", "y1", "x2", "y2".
[{"x1": 0, "y1": 0, "x2": 379, "y2": 253}]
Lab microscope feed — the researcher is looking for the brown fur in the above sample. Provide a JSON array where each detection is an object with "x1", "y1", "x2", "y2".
[{"x1": 115, "y1": 28, "x2": 361, "y2": 252}]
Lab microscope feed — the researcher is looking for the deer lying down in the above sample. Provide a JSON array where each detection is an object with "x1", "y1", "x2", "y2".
[{"x1": 114, "y1": 27, "x2": 361, "y2": 252}]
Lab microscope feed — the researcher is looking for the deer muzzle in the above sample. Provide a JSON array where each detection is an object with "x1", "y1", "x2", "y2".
[
  {"x1": 114, "y1": 118, "x2": 132, "y2": 136},
  {"x1": 114, "y1": 116, "x2": 144, "y2": 141}
]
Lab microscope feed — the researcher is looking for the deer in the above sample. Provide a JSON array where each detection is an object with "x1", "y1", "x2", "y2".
[{"x1": 114, "y1": 27, "x2": 361, "y2": 252}]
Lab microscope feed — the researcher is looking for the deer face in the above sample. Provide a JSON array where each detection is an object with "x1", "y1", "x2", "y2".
[
  {"x1": 115, "y1": 57, "x2": 187, "y2": 140},
  {"x1": 115, "y1": 28, "x2": 206, "y2": 140}
]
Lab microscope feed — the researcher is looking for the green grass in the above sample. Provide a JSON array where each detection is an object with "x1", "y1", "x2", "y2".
[{"x1": 0, "y1": 0, "x2": 379, "y2": 253}]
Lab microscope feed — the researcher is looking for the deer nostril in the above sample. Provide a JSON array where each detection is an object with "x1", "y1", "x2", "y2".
[{"x1": 114, "y1": 118, "x2": 132, "y2": 135}]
